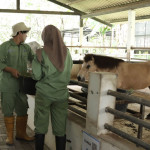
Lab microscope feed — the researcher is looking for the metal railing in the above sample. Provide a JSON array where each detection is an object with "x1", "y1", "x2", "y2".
[
  {"x1": 106, "y1": 90, "x2": 150, "y2": 150},
  {"x1": 107, "y1": 90, "x2": 150, "y2": 107},
  {"x1": 70, "y1": 80, "x2": 88, "y2": 88},
  {"x1": 104, "y1": 123, "x2": 150, "y2": 150},
  {"x1": 68, "y1": 80, "x2": 88, "y2": 118},
  {"x1": 69, "y1": 92, "x2": 87, "y2": 103},
  {"x1": 68, "y1": 80, "x2": 150, "y2": 149}
]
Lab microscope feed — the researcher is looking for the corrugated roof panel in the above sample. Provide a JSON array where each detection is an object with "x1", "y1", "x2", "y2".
[
  {"x1": 56, "y1": 0, "x2": 150, "y2": 24},
  {"x1": 136, "y1": 7, "x2": 150, "y2": 17},
  {"x1": 98, "y1": 11, "x2": 128, "y2": 23},
  {"x1": 85, "y1": 0, "x2": 139, "y2": 12},
  {"x1": 60, "y1": 0, "x2": 141, "y2": 12},
  {"x1": 97, "y1": 6, "x2": 150, "y2": 23}
]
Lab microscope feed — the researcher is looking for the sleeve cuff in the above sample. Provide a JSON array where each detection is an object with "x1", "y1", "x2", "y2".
[{"x1": 0, "y1": 64, "x2": 7, "y2": 70}]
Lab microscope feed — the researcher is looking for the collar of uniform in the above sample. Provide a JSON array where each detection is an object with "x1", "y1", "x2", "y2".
[{"x1": 9, "y1": 39, "x2": 23, "y2": 46}]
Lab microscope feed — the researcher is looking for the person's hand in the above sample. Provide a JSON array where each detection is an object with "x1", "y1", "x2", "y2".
[
  {"x1": 10, "y1": 68, "x2": 20, "y2": 78},
  {"x1": 4, "y1": 67, "x2": 20, "y2": 78}
]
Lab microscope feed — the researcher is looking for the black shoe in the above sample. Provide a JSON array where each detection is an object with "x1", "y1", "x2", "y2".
[
  {"x1": 55, "y1": 135, "x2": 66, "y2": 150},
  {"x1": 35, "y1": 134, "x2": 45, "y2": 150}
]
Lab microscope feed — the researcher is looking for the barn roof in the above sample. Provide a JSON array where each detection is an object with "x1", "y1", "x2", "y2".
[{"x1": 48, "y1": 0, "x2": 150, "y2": 26}]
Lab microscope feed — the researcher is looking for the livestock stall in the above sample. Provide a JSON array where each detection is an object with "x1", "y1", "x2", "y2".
[
  {"x1": 1, "y1": 1, "x2": 150, "y2": 150},
  {"x1": 27, "y1": 71, "x2": 150, "y2": 150}
]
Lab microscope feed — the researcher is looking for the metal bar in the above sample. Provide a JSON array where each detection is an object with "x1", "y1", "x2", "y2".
[
  {"x1": 131, "y1": 46, "x2": 150, "y2": 50},
  {"x1": 127, "y1": 109, "x2": 140, "y2": 115},
  {"x1": 69, "y1": 92, "x2": 87, "y2": 103},
  {"x1": 68, "y1": 102, "x2": 76, "y2": 105},
  {"x1": 113, "y1": 57, "x2": 147, "y2": 62},
  {"x1": 104, "y1": 123, "x2": 150, "y2": 150},
  {"x1": 68, "y1": 98, "x2": 85, "y2": 104},
  {"x1": 68, "y1": 99, "x2": 86, "y2": 109},
  {"x1": 117, "y1": 88, "x2": 128, "y2": 93},
  {"x1": 131, "y1": 58, "x2": 148, "y2": 61},
  {"x1": 72, "y1": 56, "x2": 147, "y2": 63},
  {"x1": 68, "y1": 106, "x2": 86, "y2": 118},
  {"x1": 73, "y1": 60, "x2": 83, "y2": 64},
  {"x1": 17, "y1": 0, "x2": 20, "y2": 10},
  {"x1": 67, "y1": 46, "x2": 126, "y2": 49},
  {"x1": 110, "y1": 15, "x2": 150, "y2": 23},
  {"x1": 68, "y1": 88, "x2": 79, "y2": 93},
  {"x1": 137, "y1": 105, "x2": 145, "y2": 139},
  {"x1": 70, "y1": 103, "x2": 86, "y2": 109},
  {"x1": 0, "y1": 9, "x2": 78, "y2": 15},
  {"x1": 105, "y1": 107, "x2": 150, "y2": 130},
  {"x1": 107, "y1": 90, "x2": 150, "y2": 107},
  {"x1": 70, "y1": 80, "x2": 88, "y2": 88},
  {"x1": 67, "y1": 45, "x2": 150, "y2": 50}
]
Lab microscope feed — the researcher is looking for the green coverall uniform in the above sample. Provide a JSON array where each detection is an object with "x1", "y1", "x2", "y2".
[
  {"x1": 0, "y1": 39, "x2": 34, "y2": 117},
  {"x1": 32, "y1": 49, "x2": 73, "y2": 136}
]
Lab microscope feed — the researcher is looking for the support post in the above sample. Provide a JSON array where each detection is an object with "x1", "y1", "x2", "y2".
[
  {"x1": 127, "y1": 10, "x2": 135, "y2": 61},
  {"x1": 86, "y1": 72, "x2": 117, "y2": 136},
  {"x1": 79, "y1": 17, "x2": 83, "y2": 46},
  {"x1": 17, "y1": 0, "x2": 20, "y2": 10}
]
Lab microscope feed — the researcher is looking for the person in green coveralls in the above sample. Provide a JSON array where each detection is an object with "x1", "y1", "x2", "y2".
[
  {"x1": 32, "y1": 25, "x2": 73, "y2": 150},
  {"x1": 0, "y1": 22, "x2": 35, "y2": 146}
]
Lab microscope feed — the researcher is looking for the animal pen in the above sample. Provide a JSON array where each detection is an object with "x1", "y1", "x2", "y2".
[{"x1": 1, "y1": 0, "x2": 150, "y2": 150}]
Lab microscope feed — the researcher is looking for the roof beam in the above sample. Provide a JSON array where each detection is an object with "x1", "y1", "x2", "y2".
[
  {"x1": 136, "y1": 15, "x2": 150, "y2": 20},
  {"x1": 47, "y1": 0, "x2": 112, "y2": 27},
  {"x1": 109, "y1": 15, "x2": 150, "y2": 23},
  {"x1": 67, "y1": 0, "x2": 87, "y2": 5},
  {"x1": 48, "y1": 0, "x2": 84, "y2": 14},
  {"x1": 0, "y1": 9, "x2": 78, "y2": 15},
  {"x1": 91, "y1": 17, "x2": 112, "y2": 27},
  {"x1": 82, "y1": 0, "x2": 150, "y2": 19}
]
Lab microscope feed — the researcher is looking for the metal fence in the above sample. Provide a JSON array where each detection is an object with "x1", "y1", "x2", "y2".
[{"x1": 106, "y1": 90, "x2": 150, "y2": 150}]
